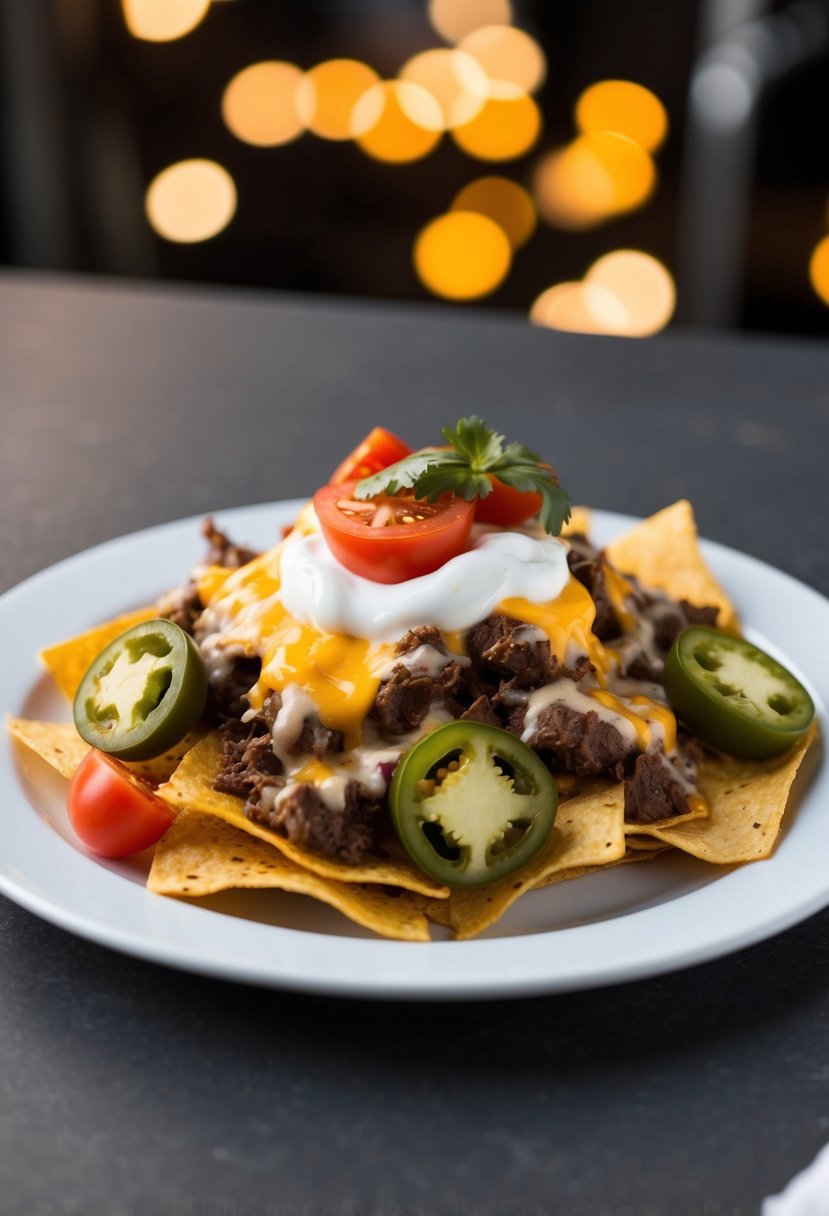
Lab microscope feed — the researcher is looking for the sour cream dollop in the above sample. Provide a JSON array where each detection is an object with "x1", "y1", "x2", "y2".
[{"x1": 278, "y1": 529, "x2": 570, "y2": 642}]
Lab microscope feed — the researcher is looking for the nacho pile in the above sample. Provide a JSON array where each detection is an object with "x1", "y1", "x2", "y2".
[{"x1": 8, "y1": 500, "x2": 819, "y2": 941}]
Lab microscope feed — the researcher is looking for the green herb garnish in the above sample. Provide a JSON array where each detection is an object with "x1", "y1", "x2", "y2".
[{"x1": 354, "y1": 416, "x2": 571, "y2": 535}]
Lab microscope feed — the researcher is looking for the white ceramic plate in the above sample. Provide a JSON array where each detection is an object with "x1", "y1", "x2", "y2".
[{"x1": 1, "y1": 502, "x2": 826, "y2": 1000}]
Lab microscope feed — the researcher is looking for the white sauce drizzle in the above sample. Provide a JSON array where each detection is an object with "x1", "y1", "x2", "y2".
[{"x1": 278, "y1": 529, "x2": 570, "y2": 642}]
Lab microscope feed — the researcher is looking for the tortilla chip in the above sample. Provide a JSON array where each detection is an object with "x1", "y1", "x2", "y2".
[
  {"x1": 639, "y1": 723, "x2": 819, "y2": 863},
  {"x1": 148, "y1": 809, "x2": 432, "y2": 941},
  {"x1": 41, "y1": 607, "x2": 158, "y2": 701},
  {"x1": 7, "y1": 716, "x2": 203, "y2": 784},
  {"x1": 625, "y1": 800, "x2": 709, "y2": 835},
  {"x1": 7, "y1": 718, "x2": 88, "y2": 780},
  {"x1": 624, "y1": 833, "x2": 676, "y2": 851},
  {"x1": 448, "y1": 781, "x2": 626, "y2": 938},
  {"x1": 561, "y1": 505, "x2": 591, "y2": 538},
  {"x1": 532, "y1": 844, "x2": 672, "y2": 888},
  {"x1": 605, "y1": 500, "x2": 739, "y2": 632},
  {"x1": 156, "y1": 732, "x2": 450, "y2": 899}
]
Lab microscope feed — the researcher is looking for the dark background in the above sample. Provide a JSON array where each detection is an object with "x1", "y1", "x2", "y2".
[{"x1": 2, "y1": 0, "x2": 829, "y2": 336}]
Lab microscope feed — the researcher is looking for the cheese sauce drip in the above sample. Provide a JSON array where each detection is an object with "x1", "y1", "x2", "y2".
[{"x1": 196, "y1": 510, "x2": 684, "y2": 772}]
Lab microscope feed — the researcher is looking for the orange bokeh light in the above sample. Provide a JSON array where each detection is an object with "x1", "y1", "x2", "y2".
[
  {"x1": 414, "y1": 211, "x2": 512, "y2": 299},
  {"x1": 451, "y1": 83, "x2": 541, "y2": 161},
  {"x1": 122, "y1": 0, "x2": 209, "y2": 42},
  {"x1": 452, "y1": 176, "x2": 536, "y2": 250},
  {"x1": 222, "y1": 62, "x2": 305, "y2": 147},
  {"x1": 809, "y1": 235, "x2": 829, "y2": 305},
  {"x1": 530, "y1": 282, "x2": 629, "y2": 334},
  {"x1": 428, "y1": 0, "x2": 513, "y2": 44},
  {"x1": 399, "y1": 48, "x2": 488, "y2": 129},
  {"x1": 585, "y1": 250, "x2": 676, "y2": 336},
  {"x1": 352, "y1": 82, "x2": 443, "y2": 162},
  {"x1": 459, "y1": 25, "x2": 547, "y2": 94},
  {"x1": 297, "y1": 60, "x2": 379, "y2": 141},
  {"x1": 576, "y1": 80, "x2": 668, "y2": 153},
  {"x1": 146, "y1": 159, "x2": 237, "y2": 244},
  {"x1": 533, "y1": 133, "x2": 656, "y2": 229}
]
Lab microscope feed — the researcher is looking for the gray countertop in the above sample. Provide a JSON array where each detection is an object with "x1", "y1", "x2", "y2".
[{"x1": 1, "y1": 271, "x2": 828, "y2": 1215}]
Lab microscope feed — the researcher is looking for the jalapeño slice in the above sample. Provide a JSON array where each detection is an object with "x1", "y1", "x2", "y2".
[
  {"x1": 73, "y1": 619, "x2": 207, "y2": 761},
  {"x1": 664, "y1": 626, "x2": 814, "y2": 760},
  {"x1": 389, "y1": 722, "x2": 557, "y2": 888}
]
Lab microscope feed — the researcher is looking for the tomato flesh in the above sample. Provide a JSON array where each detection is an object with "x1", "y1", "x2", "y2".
[
  {"x1": 475, "y1": 476, "x2": 543, "y2": 527},
  {"x1": 67, "y1": 749, "x2": 176, "y2": 857},
  {"x1": 330, "y1": 427, "x2": 413, "y2": 485},
  {"x1": 389, "y1": 722, "x2": 557, "y2": 887},
  {"x1": 664, "y1": 626, "x2": 814, "y2": 759},
  {"x1": 314, "y1": 481, "x2": 475, "y2": 584}
]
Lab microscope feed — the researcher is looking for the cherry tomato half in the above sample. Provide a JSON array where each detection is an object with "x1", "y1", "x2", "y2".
[
  {"x1": 330, "y1": 427, "x2": 413, "y2": 485},
  {"x1": 475, "y1": 476, "x2": 543, "y2": 527},
  {"x1": 67, "y1": 749, "x2": 176, "y2": 857},
  {"x1": 314, "y1": 480, "x2": 475, "y2": 584}
]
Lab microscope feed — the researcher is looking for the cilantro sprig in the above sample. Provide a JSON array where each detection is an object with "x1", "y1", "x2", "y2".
[{"x1": 354, "y1": 416, "x2": 571, "y2": 535}]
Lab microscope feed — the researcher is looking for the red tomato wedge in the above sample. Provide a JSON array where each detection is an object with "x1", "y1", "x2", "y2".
[
  {"x1": 330, "y1": 427, "x2": 413, "y2": 484},
  {"x1": 475, "y1": 476, "x2": 543, "y2": 527},
  {"x1": 67, "y1": 749, "x2": 176, "y2": 858},
  {"x1": 314, "y1": 481, "x2": 475, "y2": 584}
]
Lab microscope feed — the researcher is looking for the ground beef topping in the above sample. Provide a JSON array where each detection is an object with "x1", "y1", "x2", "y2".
[{"x1": 247, "y1": 780, "x2": 381, "y2": 865}]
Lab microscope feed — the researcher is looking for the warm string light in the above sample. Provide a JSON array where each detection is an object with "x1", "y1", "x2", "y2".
[
  {"x1": 122, "y1": 0, "x2": 210, "y2": 42},
  {"x1": 531, "y1": 251, "x2": 675, "y2": 338},
  {"x1": 533, "y1": 80, "x2": 666, "y2": 230},
  {"x1": 132, "y1": 5, "x2": 676, "y2": 334},
  {"x1": 145, "y1": 160, "x2": 237, "y2": 243}
]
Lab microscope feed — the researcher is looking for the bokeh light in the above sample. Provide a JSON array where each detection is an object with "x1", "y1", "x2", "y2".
[
  {"x1": 452, "y1": 176, "x2": 536, "y2": 250},
  {"x1": 533, "y1": 133, "x2": 656, "y2": 229},
  {"x1": 399, "y1": 49, "x2": 488, "y2": 130},
  {"x1": 146, "y1": 160, "x2": 237, "y2": 244},
  {"x1": 585, "y1": 250, "x2": 676, "y2": 336},
  {"x1": 809, "y1": 235, "x2": 829, "y2": 305},
  {"x1": 414, "y1": 211, "x2": 512, "y2": 299},
  {"x1": 576, "y1": 80, "x2": 668, "y2": 153},
  {"x1": 222, "y1": 62, "x2": 305, "y2": 147},
  {"x1": 297, "y1": 60, "x2": 380, "y2": 141},
  {"x1": 459, "y1": 25, "x2": 547, "y2": 94},
  {"x1": 428, "y1": 0, "x2": 513, "y2": 44},
  {"x1": 122, "y1": 0, "x2": 210, "y2": 42},
  {"x1": 352, "y1": 82, "x2": 443, "y2": 162},
  {"x1": 530, "y1": 282, "x2": 629, "y2": 334},
  {"x1": 451, "y1": 83, "x2": 541, "y2": 161}
]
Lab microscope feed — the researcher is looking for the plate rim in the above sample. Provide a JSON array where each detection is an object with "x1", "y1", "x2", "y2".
[{"x1": 1, "y1": 500, "x2": 826, "y2": 1001}]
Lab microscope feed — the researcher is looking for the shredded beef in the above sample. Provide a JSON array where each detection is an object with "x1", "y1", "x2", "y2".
[
  {"x1": 624, "y1": 744, "x2": 702, "y2": 824},
  {"x1": 466, "y1": 615, "x2": 560, "y2": 684},
  {"x1": 165, "y1": 584, "x2": 203, "y2": 635},
  {"x1": 509, "y1": 701, "x2": 630, "y2": 776},
  {"x1": 372, "y1": 660, "x2": 464, "y2": 735},
  {"x1": 566, "y1": 539, "x2": 619, "y2": 642},
  {"x1": 461, "y1": 694, "x2": 501, "y2": 726},
  {"x1": 201, "y1": 517, "x2": 260, "y2": 569},
  {"x1": 395, "y1": 625, "x2": 444, "y2": 655},
  {"x1": 247, "y1": 780, "x2": 380, "y2": 864},
  {"x1": 206, "y1": 655, "x2": 262, "y2": 721},
  {"x1": 291, "y1": 719, "x2": 343, "y2": 758},
  {"x1": 214, "y1": 694, "x2": 283, "y2": 799}
]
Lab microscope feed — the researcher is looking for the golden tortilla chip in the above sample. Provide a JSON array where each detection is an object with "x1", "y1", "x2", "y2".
[
  {"x1": 605, "y1": 500, "x2": 739, "y2": 632},
  {"x1": 532, "y1": 844, "x2": 672, "y2": 888},
  {"x1": 639, "y1": 723, "x2": 819, "y2": 863},
  {"x1": 624, "y1": 800, "x2": 709, "y2": 836},
  {"x1": 448, "y1": 782, "x2": 626, "y2": 938},
  {"x1": 148, "y1": 809, "x2": 432, "y2": 941},
  {"x1": 156, "y1": 732, "x2": 450, "y2": 899},
  {"x1": 7, "y1": 716, "x2": 203, "y2": 784},
  {"x1": 41, "y1": 607, "x2": 157, "y2": 701}
]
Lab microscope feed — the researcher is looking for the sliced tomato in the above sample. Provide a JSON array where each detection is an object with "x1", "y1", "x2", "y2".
[
  {"x1": 314, "y1": 480, "x2": 475, "y2": 584},
  {"x1": 330, "y1": 427, "x2": 413, "y2": 484},
  {"x1": 67, "y1": 749, "x2": 176, "y2": 858},
  {"x1": 475, "y1": 476, "x2": 542, "y2": 527}
]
